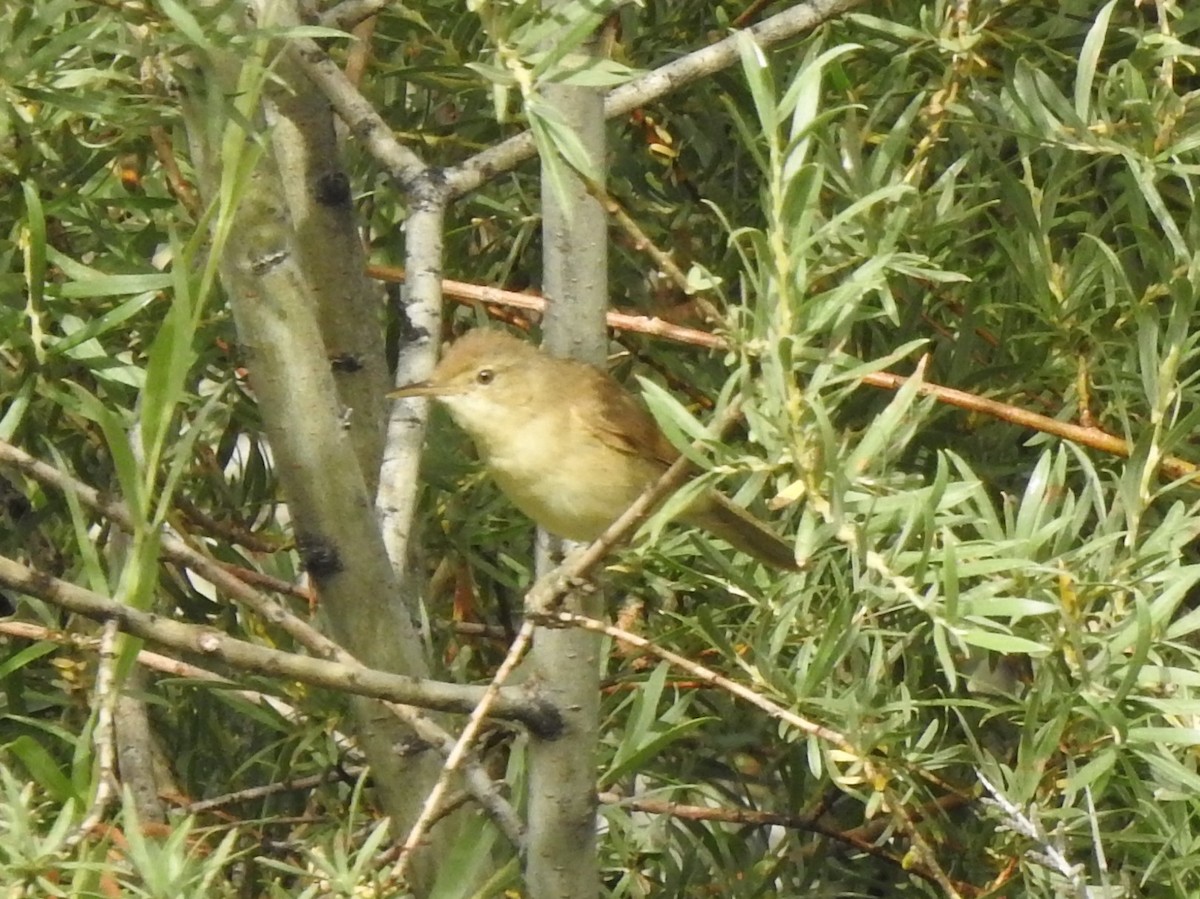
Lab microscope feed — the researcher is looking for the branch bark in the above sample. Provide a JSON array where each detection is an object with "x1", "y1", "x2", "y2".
[
  {"x1": 176, "y1": 7, "x2": 448, "y2": 880},
  {"x1": 443, "y1": 0, "x2": 867, "y2": 197},
  {"x1": 521, "y1": 30, "x2": 610, "y2": 898},
  {"x1": 0, "y1": 552, "x2": 552, "y2": 730},
  {"x1": 377, "y1": 191, "x2": 448, "y2": 584},
  {"x1": 264, "y1": 17, "x2": 391, "y2": 496}
]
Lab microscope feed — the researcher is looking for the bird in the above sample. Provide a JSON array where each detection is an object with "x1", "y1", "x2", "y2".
[{"x1": 391, "y1": 329, "x2": 797, "y2": 571}]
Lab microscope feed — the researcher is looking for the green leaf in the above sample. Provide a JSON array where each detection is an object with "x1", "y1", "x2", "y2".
[
  {"x1": 735, "y1": 31, "x2": 777, "y2": 140},
  {"x1": 1110, "y1": 591, "x2": 1152, "y2": 705},
  {"x1": 539, "y1": 54, "x2": 640, "y2": 88},
  {"x1": 932, "y1": 621, "x2": 958, "y2": 690},
  {"x1": 523, "y1": 2, "x2": 609, "y2": 81},
  {"x1": 959, "y1": 630, "x2": 1050, "y2": 656},
  {"x1": 45, "y1": 291, "x2": 160, "y2": 355},
  {"x1": 0, "y1": 642, "x2": 59, "y2": 680},
  {"x1": 941, "y1": 536, "x2": 959, "y2": 622},
  {"x1": 1065, "y1": 747, "x2": 1116, "y2": 794},
  {"x1": 157, "y1": 0, "x2": 217, "y2": 54},
  {"x1": 58, "y1": 274, "x2": 172, "y2": 299},
  {"x1": 21, "y1": 181, "x2": 47, "y2": 364},
  {"x1": 0, "y1": 379, "x2": 34, "y2": 440},
  {"x1": 842, "y1": 355, "x2": 927, "y2": 476},
  {"x1": 56, "y1": 383, "x2": 145, "y2": 522},
  {"x1": 527, "y1": 96, "x2": 601, "y2": 183},
  {"x1": 636, "y1": 377, "x2": 713, "y2": 468},
  {"x1": 1110, "y1": 565, "x2": 1200, "y2": 656},
  {"x1": 138, "y1": 285, "x2": 198, "y2": 490},
  {"x1": 780, "y1": 44, "x2": 861, "y2": 180},
  {"x1": 1121, "y1": 149, "x2": 1188, "y2": 260},
  {"x1": 1074, "y1": 0, "x2": 1117, "y2": 121},
  {"x1": 7, "y1": 735, "x2": 77, "y2": 804},
  {"x1": 1127, "y1": 727, "x2": 1200, "y2": 746},
  {"x1": 602, "y1": 663, "x2": 711, "y2": 787}
]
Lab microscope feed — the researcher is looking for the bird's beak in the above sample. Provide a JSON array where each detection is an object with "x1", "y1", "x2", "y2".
[{"x1": 388, "y1": 380, "x2": 445, "y2": 399}]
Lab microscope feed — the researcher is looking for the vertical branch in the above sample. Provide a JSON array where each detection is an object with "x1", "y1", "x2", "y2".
[
  {"x1": 215, "y1": 170, "x2": 431, "y2": 723},
  {"x1": 179, "y1": 5, "x2": 449, "y2": 887},
  {"x1": 378, "y1": 185, "x2": 447, "y2": 581},
  {"x1": 263, "y1": 25, "x2": 391, "y2": 496},
  {"x1": 524, "y1": 37, "x2": 609, "y2": 899},
  {"x1": 539, "y1": 85, "x2": 609, "y2": 366}
]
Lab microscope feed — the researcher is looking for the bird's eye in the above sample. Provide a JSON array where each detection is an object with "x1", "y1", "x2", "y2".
[{"x1": 475, "y1": 368, "x2": 495, "y2": 385}]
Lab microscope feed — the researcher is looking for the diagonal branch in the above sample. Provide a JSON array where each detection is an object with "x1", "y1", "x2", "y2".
[
  {"x1": 292, "y1": 0, "x2": 865, "y2": 198},
  {"x1": 443, "y1": 0, "x2": 867, "y2": 197},
  {"x1": 366, "y1": 263, "x2": 728, "y2": 349},
  {"x1": 0, "y1": 551, "x2": 550, "y2": 730},
  {"x1": 289, "y1": 36, "x2": 431, "y2": 192},
  {"x1": 0, "y1": 437, "x2": 348, "y2": 660}
]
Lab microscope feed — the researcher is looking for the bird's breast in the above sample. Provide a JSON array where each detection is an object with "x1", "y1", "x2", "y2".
[{"x1": 482, "y1": 413, "x2": 664, "y2": 541}]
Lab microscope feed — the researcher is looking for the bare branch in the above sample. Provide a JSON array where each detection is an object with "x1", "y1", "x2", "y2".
[
  {"x1": 0, "y1": 552, "x2": 554, "y2": 731},
  {"x1": 443, "y1": 0, "x2": 867, "y2": 197},
  {"x1": 288, "y1": 36, "x2": 431, "y2": 192},
  {"x1": 366, "y1": 263, "x2": 728, "y2": 349}
]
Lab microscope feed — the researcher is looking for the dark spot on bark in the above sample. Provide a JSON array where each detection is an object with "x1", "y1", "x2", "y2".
[
  {"x1": 296, "y1": 534, "x2": 343, "y2": 579},
  {"x1": 522, "y1": 698, "x2": 566, "y2": 741},
  {"x1": 394, "y1": 736, "x2": 433, "y2": 757},
  {"x1": 314, "y1": 171, "x2": 351, "y2": 207},
  {"x1": 0, "y1": 483, "x2": 30, "y2": 521},
  {"x1": 392, "y1": 296, "x2": 427, "y2": 345},
  {"x1": 250, "y1": 249, "x2": 288, "y2": 275},
  {"x1": 329, "y1": 353, "x2": 364, "y2": 373},
  {"x1": 352, "y1": 118, "x2": 377, "y2": 142}
]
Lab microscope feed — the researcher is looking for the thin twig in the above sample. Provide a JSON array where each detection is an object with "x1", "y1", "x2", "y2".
[
  {"x1": 369, "y1": 263, "x2": 1198, "y2": 485},
  {"x1": 0, "y1": 550, "x2": 530, "y2": 846},
  {"x1": 320, "y1": 0, "x2": 387, "y2": 33},
  {"x1": 732, "y1": 0, "x2": 780, "y2": 28},
  {"x1": 173, "y1": 495, "x2": 286, "y2": 554},
  {"x1": 443, "y1": 0, "x2": 867, "y2": 197},
  {"x1": 551, "y1": 610, "x2": 858, "y2": 753},
  {"x1": 366, "y1": 263, "x2": 726, "y2": 350},
  {"x1": 0, "y1": 439, "x2": 345, "y2": 659},
  {"x1": 387, "y1": 620, "x2": 535, "y2": 885},
  {"x1": 580, "y1": 179, "x2": 722, "y2": 323},
  {"x1": 598, "y1": 789, "x2": 978, "y2": 894},
  {"x1": 184, "y1": 770, "x2": 357, "y2": 814},
  {"x1": 148, "y1": 126, "x2": 201, "y2": 217},
  {"x1": 861, "y1": 371, "x2": 1199, "y2": 482},
  {"x1": 550, "y1": 607, "x2": 962, "y2": 895},
  {"x1": 0, "y1": 550, "x2": 546, "y2": 728},
  {"x1": 287, "y1": 36, "x2": 429, "y2": 191},
  {"x1": 0, "y1": 619, "x2": 359, "y2": 754},
  {"x1": 978, "y1": 773, "x2": 1087, "y2": 899},
  {"x1": 65, "y1": 620, "x2": 120, "y2": 849}
]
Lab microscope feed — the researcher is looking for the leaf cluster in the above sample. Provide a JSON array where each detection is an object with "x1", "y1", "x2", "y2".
[{"x1": 4, "y1": 0, "x2": 1200, "y2": 896}]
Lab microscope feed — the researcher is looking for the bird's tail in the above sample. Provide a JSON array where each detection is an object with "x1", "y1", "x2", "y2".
[{"x1": 688, "y1": 493, "x2": 798, "y2": 571}]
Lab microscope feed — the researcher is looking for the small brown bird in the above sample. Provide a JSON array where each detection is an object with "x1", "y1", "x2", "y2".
[{"x1": 391, "y1": 330, "x2": 797, "y2": 570}]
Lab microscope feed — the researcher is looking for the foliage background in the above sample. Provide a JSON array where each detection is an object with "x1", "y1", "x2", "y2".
[{"x1": 2, "y1": 0, "x2": 1200, "y2": 896}]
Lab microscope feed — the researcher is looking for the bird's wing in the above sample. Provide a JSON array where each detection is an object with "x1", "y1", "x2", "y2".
[{"x1": 578, "y1": 366, "x2": 679, "y2": 467}]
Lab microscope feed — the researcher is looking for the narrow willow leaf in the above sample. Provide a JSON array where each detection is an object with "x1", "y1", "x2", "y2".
[
  {"x1": 1075, "y1": 0, "x2": 1117, "y2": 121},
  {"x1": 735, "y1": 31, "x2": 777, "y2": 139},
  {"x1": 959, "y1": 630, "x2": 1050, "y2": 656}
]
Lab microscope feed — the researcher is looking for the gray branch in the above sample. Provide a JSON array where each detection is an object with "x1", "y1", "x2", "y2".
[
  {"x1": 443, "y1": 0, "x2": 867, "y2": 197},
  {"x1": 521, "y1": 64, "x2": 609, "y2": 899},
  {"x1": 265, "y1": 24, "x2": 392, "y2": 496},
  {"x1": 0, "y1": 552, "x2": 554, "y2": 731}
]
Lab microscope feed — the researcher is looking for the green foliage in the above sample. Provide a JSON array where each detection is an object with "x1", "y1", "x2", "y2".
[
  {"x1": 4, "y1": 0, "x2": 1200, "y2": 896},
  {"x1": 585, "y1": 2, "x2": 1200, "y2": 894}
]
